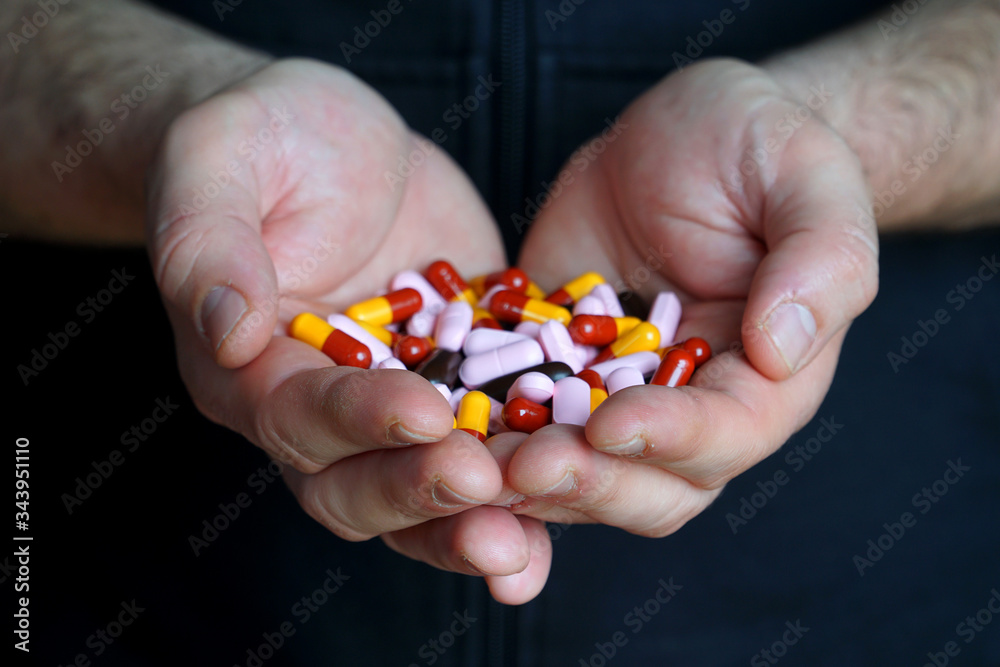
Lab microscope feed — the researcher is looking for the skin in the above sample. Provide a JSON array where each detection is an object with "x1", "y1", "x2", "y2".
[{"x1": 3, "y1": 0, "x2": 1000, "y2": 605}]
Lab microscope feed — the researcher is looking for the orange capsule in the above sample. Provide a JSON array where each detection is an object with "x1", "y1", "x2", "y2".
[
  {"x1": 288, "y1": 313, "x2": 372, "y2": 368},
  {"x1": 544, "y1": 272, "x2": 605, "y2": 307},
  {"x1": 577, "y1": 369, "x2": 609, "y2": 412},
  {"x1": 426, "y1": 260, "x2": 477, "y2": 304},
  {"x1": 590, "y1": 322, "x2": 661, "y2": 365},
  {"x1": 490, "y1": 291, "x2": 572, "y2": 326},
  {"x1": 345, "y1": 288, "x2": 422, "y2": 326},
  {"x1": 393, "y1": 335, "x2": 433, "y2": 367},
  {"x1": 567, "y1": 315, "x2": 641, "y2": 346},
  {"x1": 502, "y1": 397, "x2": 552, "y2": 434},
  {"x1": 650, "y1": 348, "x2": 696, "y2": 387}
]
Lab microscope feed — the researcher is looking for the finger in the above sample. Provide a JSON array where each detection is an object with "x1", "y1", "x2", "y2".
[
  {"x1": 382, "y1": 506, "x2": 531, "y2": 578},
  {"x1": 146, "y1": 99, "x2": 280, "y2": 369},
  {"x1": 507, "y1": 425, "x2": 719, "y2": 538},
  {"x1": 287, "y1": 430, "x2": 503, "y2": 541},
  {"x1": 176, "y1": 329, "x2": 454, "y2": 471},
  {"x1": 586, "y1": 314, "x2": 844, "y2": 489},
  {"x1": 484, "y1": 431, "x2": 529, "y2": 507},
  {"x1": 485, "y1": 517, "x2": 553, "y2": 605},
  {"x1": 742, "y1": 126, "x2": 878, "y2": 379}
]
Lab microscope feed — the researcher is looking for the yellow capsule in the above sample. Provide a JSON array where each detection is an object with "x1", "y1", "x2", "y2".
[
  {"x1": 468, "y1": 275, "x2": 488, "y2": 297},
  {"x1": 344, "y1": 288, "x2": 422, "y2": 326},
  {"x1": 545, "y1": 272, "x2": 606, "y2": 306},
  {"x1": 525, "y1": 281, "x2": 546, "y2": 301},
  {"x1": 590, "y1": 387, "x2": 608, "y2": 413},
  {"x1": 456, "y1": 390, "x2": 490, "y2": 442},
  {"x1": 591, "y1": 322, "x2": 660, "y2": 365},
  {"x1": 288, "y1": 313, "x2": 333, "y2": 350},
  {"x1": 490, "y1": 291, "x2": 572, "y2": 326},
  {"x1": 354, "y1": 320, "x2": 394, "y2": 347},
  {"x1": 614, "y1": 316, "x2": 642, "y2": 338}
]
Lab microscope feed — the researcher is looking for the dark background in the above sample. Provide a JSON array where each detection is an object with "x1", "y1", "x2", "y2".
[{"x1": 5, "y1": 1, "x2": 1000, "y2": 665}]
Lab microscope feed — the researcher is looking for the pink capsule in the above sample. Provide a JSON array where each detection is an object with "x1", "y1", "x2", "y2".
[
  {"x1": 506, "y1": 372, "x2": 556, "y2": 404},
  {"x1": 575, "y1": 344, "x2": 600, "y2": 366},
  {"x1": 606, "y1": 366, "x2": 646, "y2": 394},
  {"x1": 587, "y1": 351, "x2": 661, "y2": 382},
  {"x1": 327, "y1": 314, "x2": 393, "y2": 368},
  {"x1": 573, "y1": 294, "x2": 607, "y2": 316},
  {"x1": 590, "y1": 283, "x2": 625, "y2": 318},
  {"x1": 458, "y1": 339, "x2": 545, "y2": 389},
  {"x1": 552, "y1": 376, "x2": 591, "y2": 426},
  {"x1": 462, "y1": 329, "x2": 530, "y2": 356},
  {"x1": 647, "y1": 291, "x2": 681, "y2": 347},
  {"x1": 435, "y1": 384, "x2": 453, "y2": 402},
  {"x1": 538, "y1": 320, "x2": 583, "y2": 373},
  {"x1": 449, "y1": 387, "x2": 469, "y2": 414},
  {"x1": 378, "y1": 357, "x2": 407, "y2": 370},
  {"x1": 434, "y1": 301, "x2": 473, "y2": 352},
  {"x1": 513, "y1": 321, "x2": 542, "y2": 338},
  {"x1": 393, "y1": 270, "x2": 449, "y2": 337}
]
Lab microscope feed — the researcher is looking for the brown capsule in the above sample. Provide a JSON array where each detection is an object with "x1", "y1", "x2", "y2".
[{"x1": 414, "y1": 348, "x2": 463, "y2": 387}]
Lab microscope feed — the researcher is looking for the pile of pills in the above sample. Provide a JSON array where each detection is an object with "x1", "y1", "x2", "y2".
[{"x1": 288, "y1": 261, "x2": 711, "y2": 442}]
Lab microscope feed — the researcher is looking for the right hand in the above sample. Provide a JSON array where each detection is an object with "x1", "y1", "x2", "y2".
[{"x1": 145, "y1": 59, "x2": 551, "y2": 603}]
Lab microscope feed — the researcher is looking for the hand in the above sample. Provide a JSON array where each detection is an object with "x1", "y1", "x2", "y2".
[
  {"x1": 510, "y1": 59, "x2": 878, "y2": 536},
  {"x1": 146, "y1": 58, "x2": 549, "y2": 603}
]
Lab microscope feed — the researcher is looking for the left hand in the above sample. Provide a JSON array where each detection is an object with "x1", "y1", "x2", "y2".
[{"x1": 507, "y1": 58, "x2": 878, "y2": 536}]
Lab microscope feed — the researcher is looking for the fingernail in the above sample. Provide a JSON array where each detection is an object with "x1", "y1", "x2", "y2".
[
  {"x1": 387, "y1": 421, "x2": 438, "y2": 446},
  {"x1": 538, "y1": 471, "x2": 576, "y2": 498},
  {"x1": 432, "y1": 481, "x2": 478, "y2": 508},
  {"x1": 201, "y1": 286, "x2": 248, "y2": 352},
  {"x1": 462, "y1": 556, "x2": 488, "y2": 576},
  {"x1": 764, "y1": 302, "x2": 816, "y2": 373},
  {"x1": 599, "y1": 436, "x2": 647, "y2": 457}
]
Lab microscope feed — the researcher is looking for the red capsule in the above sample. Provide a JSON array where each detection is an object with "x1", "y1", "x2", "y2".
[
  {"x1": 650, "y1": 348, "x2": 696, "y2": 387},
  {"x1": 682, "y1": 337, "x2": 712, "y2": 366},
  {"x1": 575, "y1": 369, "x2": 606, "y2": 392},
  {"x1": 393, "y1": 335, "x2": 433, "y2": 367},
  {"x1": 345, "y1": 288, "x2": 422, "y2": 326},
  {"x1": 472, "y1": 317, "x2": 503, "y2": 330},
  {"x1": 484, "y1": 268, "x2": 529, "y2": 293},
  {"x1": 490, "y1": 291, "x2": 572, "y2": 325},
  {"x1": 426, "y1": 260, "x2": 476, "y2": 304},
  {"x1": 567, "y1": 315, "x2": 640, "y2": 346},
  {"x1": 321, "y1": 330, "x2": 372, "y2": 368},
  {"x1": 502, "y1": 397, "x2": 552, "y2": 434}
]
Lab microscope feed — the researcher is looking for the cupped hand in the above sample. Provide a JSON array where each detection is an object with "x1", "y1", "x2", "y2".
[
  {"x1": 511, "y1": 59, "x2": 878, "y2": 536},
  {"x1": 145, "y1": 58, "x2": 549, "y2": 603}
]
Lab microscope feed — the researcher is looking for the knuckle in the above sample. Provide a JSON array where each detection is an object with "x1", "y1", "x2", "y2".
[
  {"x1": 299, "y1": 483, "x2": 372, "y2": 542},
  {"x1": 252, "y1": 402, "x2": 326, "y2": 475}
]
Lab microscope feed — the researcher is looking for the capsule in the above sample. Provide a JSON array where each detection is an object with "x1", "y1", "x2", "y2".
[
  {"x1": 577, "y1": 369, "x2": 608, "y2": 413},
  {"x1": 456, "y1": 390, "x2": 491, "y2": 442},
  {"x1": 434, "y1": 301, "x2": 473, "y2": 352},
  {"x1": 502, "y1": 397, "x2": 552, "y2": 434},
  {"x1": 650, "y1": 348, "x2": 696, "y2": 387},
  {"x1": 506, "y1": 372, "x2": 555, "y2": 404},
  {"x1": 477, "y1": 361, "x2": 575, "y2": 403},
  {"x1": 658, "y1": 337, "x2": 712, "y2": 366},
  {"x1": 525, "y1": 281, "x2": 547, "y2": 300},
  {"x1": 538, "y1": 320, "x2": 583, "y2": 373},
  {"x1": 606, "y1": 366, "x2": 646, "y2": 394},
  {"x1": 327, "y1": 314, "x2": 394, "y2": 368},
  {"x1": 345, "y1": 288, "x2": 422, "y2": 327},
  {"x1": 590, "y1": 284, "x2": 626, "y2": 318},
  {"x1": 393, "y1": 335, "x2": 433, "y2": 367},
  {"x1": 426, "y1": 260, "x2": 477, "y2": 304},
  {"x1": 567, "y1": 315, "x2": 641, "y2": 346},
  {"x1": 414, "y1": 348, "x2": 463, "y2": 387},
  {"x1": 288, "y1": 313, "x2": 371, "y2": 368},
  {"x1": 587, "y1": 351, "x2": 661, "y2": 383},
  {"x1": 590, "y1": 322, "x2": 661, "y2": 365},
  {"x1": 471, "y1": 307, "x2": 504, "y2": 330},
  {"x1": 473, "y1": 268, "x2": 530, "y2": 296},
  {"x1": 647, "y1": 292, "x2": 681, "y2": 347},
  {"x1": 490, "y1": 291, "x2": 572, "y2": 326},
  {"x1": 459, "y1": 339, "x2": 545, "y2": 389},
  {"x1": 544, "y1": 272, "x2": 606, "y2": 307},
  {"x1": 552, "y1": 376, "x2": 591, "y2": 426}
]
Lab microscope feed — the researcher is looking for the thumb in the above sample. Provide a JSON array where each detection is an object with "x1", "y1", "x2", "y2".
[
  {"x1": 145, "y1": 111, "x2": 279, "y2": 369},
  {"x1": 743, "y1": 138, "x2": 879, "y2": 380}
]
